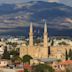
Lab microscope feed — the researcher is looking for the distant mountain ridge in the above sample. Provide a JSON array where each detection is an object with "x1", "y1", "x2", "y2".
[{"x1": 0, "y1": 1, "x2": 72, "y2": 37}]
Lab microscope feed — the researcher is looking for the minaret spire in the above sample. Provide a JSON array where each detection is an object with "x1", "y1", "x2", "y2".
[
  {"x1": 44, "y1": 22, "x2": 48, "y2": 48},
  {"x1": 44, "y1": 22, "x2": 47, "y2": 33},
  {"x1": 29, "y1": 22, "x2": 33, "y2": 47}
]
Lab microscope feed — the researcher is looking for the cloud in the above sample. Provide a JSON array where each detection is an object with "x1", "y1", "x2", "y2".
[
  {"x1": 64, "y1": 18, "x2": 72, "y2": 23},
  {"x1": 0, "y1": 0, "x2": 26, "y2": 4},
  {"x1": 48, "y1": 0, "x2": 59, "y2": 2}
]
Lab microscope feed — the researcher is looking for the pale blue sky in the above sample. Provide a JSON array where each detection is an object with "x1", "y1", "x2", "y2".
[{"x1": 0, "y1": 0, "x2": 72, "y2": 7}]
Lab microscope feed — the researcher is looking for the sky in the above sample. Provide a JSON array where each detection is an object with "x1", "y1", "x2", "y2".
[{"x1": 0, "y1": 0, "x2": 72, "y2": 7}]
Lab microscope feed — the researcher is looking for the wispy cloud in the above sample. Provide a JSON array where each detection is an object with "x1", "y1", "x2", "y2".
[{"x1": 48, "y1": 0, "x2": 59, "y2": 2}]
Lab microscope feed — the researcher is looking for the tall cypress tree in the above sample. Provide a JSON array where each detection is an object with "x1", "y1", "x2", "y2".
[
  {"x1": 69, "y1": 49, "x2": 72, "y2": 60},
  {"x1": 65, "y1": 49, "x2": 68, "y2": 60},
  {"x1": 51, "y1": 40, "x2": 54, "y2": 46},
  {"x1": 48, "y1": 46, "x2": 51, "y2": 57},
  {"x1": 69, "y1": 49, "x2": 72, "y2": 57}
]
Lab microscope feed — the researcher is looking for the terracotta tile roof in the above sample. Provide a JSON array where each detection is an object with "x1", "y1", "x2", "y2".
[
  {"x1": 18, "y1": 70, "x2": 23, "y2": 72},
  {"x1": 59, "y1": 60, "x2": 72, "y2": 65},
  {"x1": 24, "y1": 64, "x2": 32, "y2": 71}
]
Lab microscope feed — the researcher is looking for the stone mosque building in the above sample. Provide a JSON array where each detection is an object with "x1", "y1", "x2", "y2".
[
  {"x1": 20, "y1": 23, "x2": 72, "y2": 60},
  {"x1": 20, "y1": 23, "x2": 48, "y2": 59}
]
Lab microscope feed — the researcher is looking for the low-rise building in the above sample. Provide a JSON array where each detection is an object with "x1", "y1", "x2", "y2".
[{"x1": 0, "y1": 59, "x2": 9, "y2": 67}]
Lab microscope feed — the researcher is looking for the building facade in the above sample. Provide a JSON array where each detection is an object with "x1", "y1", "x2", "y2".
[
  {"x1": 20, "y1": 23, "x2": 48, "y2": 59},
  {"x1": 20, "y1": 23, "x2": 72, "y2": 60}
]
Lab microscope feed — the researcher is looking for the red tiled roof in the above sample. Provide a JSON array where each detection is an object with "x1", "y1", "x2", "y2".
[
  {"x1": 18, "y1": 70, "x2": 23, "y2": 72},
  {"x1": 24, "y1": 64, "x2": 32, "y2": 71},
  {"x1": 59, "y1": 60, "x2": 72, "y2": 65}
]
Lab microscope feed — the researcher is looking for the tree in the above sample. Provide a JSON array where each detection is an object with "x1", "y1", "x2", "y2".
[
  {"x1": 10, "y1": 50, "x2": 19, "y2": 57},
  {"x1": 24, "y1": 69, "x2": 29, "y2": 72},
  {"x1": 10, "y1": 50, "x2": 19, "y2": 62},
  {"x1": 65, "y1": 49, "x2": 68, "y2": 60},
  {"x1": 68, "y1": 49, "x2": 72, "y2": 60},
  {"x1": 18, "y1": 55, "x2": 33, "y2": 72},
  {"x1": 58, "y1": 42, "x2": 68, "y2": 45},
  {"x1": 51, "y1": 40, "x2": 54, "y2": 46},
  {"x1": 66, "y1": 64, "x2": 72, "y2": 72},
  {"x1": 22, "y1": 55, "x2": 33, "y2": 64},
  {"x1": 2, "y1": 46, "x2": 10, "y2": 59},
  {"x1": 48, "y1": 46, "x2": 51, "y2": 55},
  {"x1": 6, "y1": 42, "x2": 18, "y2": 48},
  {"x1": 32, "y1": 63, "x2": 55, "y2": 72},
  {"x1": 66, "y1": 68, "x2": 70, "y2": 72}
]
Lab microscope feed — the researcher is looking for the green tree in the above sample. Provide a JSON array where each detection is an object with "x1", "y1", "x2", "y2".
[
  {"x1": 48, "y1": 46, "x2": 51, "y2": 56},
  {"x1": 6, "y1": 42, "x2": 18, "y2": 48},
  {"x1": 58, "y1": 42, "x2": 68, "y2": 45},
  {"x1": 13, "y1": 55, "x2": 32, "y2": 71},
  {"x1": 17, "y1": 55, "x2": 33, "y2": 72},
  {"x1": 68, "y1": 49, "x2": 72, "y2": 60},
  {"x1": 65, "y1": 49, "x2": 68, "y2": 60},
  {"x1": 69, "y1": 49, "x2": 72, "y2": 57},
  {"x1": 22, "y1": 55, "x2": 33, "y2": 64},
  {"x1": 2, "y1": 46, "x2": 10, "y2": 59},
  {"x1": 66, "y1": 65, "x2": 72, "y2": 72},
  {"x1": 10, "y1": 50, "x2": 19, "y2": 57},
  {"x1": 51, "y1": 40, "x2": 54, "y2": 46},
  {"x1": 24, "y1": 69, "x2": 29, "y2": 72},
  {"x1": 66, "y1": 68, "x2": 70, "y2": 72},
  {"x1": 32, "y1": 63, "x2": 55, "y2": 72},
  {"x1": 10, "y1": 50, "x2": 19, "y2": 62}
]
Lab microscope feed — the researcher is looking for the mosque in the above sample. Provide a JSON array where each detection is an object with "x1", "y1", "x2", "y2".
[
  {"x1": 20, "y1": 22, "x2": 48, "y2": 59},
  {"x1": 20, "y1": 22, "x2": 72, "y2": 60}
]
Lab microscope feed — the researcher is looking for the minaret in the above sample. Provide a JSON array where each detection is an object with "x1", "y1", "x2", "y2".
[
  {"x1": 43, "y1": 22, "x2": 48, "y2": 48},
  {"x1": 29, "y1": 22, "x2": 33, "y2": 47}
]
